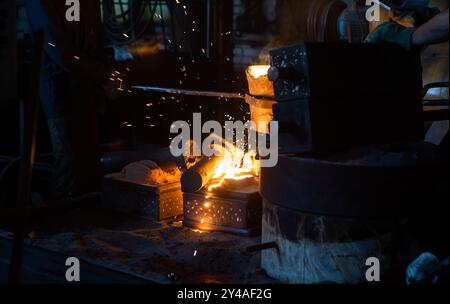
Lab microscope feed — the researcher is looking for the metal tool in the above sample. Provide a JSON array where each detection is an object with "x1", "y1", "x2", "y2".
[{"x1": 131, "y1": 85, "x2": 245, "y2": 100}]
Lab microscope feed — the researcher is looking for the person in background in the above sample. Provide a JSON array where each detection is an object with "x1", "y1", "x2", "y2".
[
  {"x1": 367, "y1": 5, "x2": 449, "y2": 145},
  {"x1": 367, "y1": 7, "x2": 449, "y2": 49},
  {"x1": 368, "y1": 4, "x2": 449, "y2": 281},
  {"x1": 26, "y1": 0, "x2": 113, "y2": 199}
]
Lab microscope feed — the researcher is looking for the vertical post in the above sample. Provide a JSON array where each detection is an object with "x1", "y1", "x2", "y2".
[
  {"x1": 8, "y1": 30, "x2": 44, "y2": 284},
  {"x1": 168, "y1": 0, "x2": 179, "y2": 53},
  {"x1": 205, "y1": 0, "x2": 212, "y2": 58}
]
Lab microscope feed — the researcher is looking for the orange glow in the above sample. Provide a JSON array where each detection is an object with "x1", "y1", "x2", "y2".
[
  {"x1": 248, "y1": 65, "x2": 270, "y2": 79},
  {"x1": 130, "y1": 41, "x2": 162, "y2": 57},
  {"x1": 207, "y1": 146, "x2": 258, "y2": 191}
]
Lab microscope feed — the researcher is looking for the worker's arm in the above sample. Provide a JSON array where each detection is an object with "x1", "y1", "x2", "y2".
[
  {"x1": 412, "y1": 9, "x2": 449, "y2": 46},
  {"x1": 367, "y1": 9, "x2": 449, "y2": 50},
  {"x1": 26, "y1": 0, "x2": 109, "y2": 82}
]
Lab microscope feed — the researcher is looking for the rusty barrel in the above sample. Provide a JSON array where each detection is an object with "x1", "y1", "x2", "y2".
[{"x1": 259, "y1": 144, "x2": 446, "y2": 283}]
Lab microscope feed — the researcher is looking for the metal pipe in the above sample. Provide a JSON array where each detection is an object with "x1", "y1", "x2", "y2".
[
  {"x1": 131, "y1": 85, "x2": 245, "y2": 99},
  {"x1": 246, "y1": 242, "x2": 279, "y2": 253},
  {"x1": 205, "y1": 0, "x2": 212, "y2": 59}
]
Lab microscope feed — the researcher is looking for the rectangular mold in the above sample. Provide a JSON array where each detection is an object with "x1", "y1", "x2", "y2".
[
  {"x1": 183, "y1": 178, "x2": 262, "y2": 236},
  {"x1": 102, "y1": 174, "x2": 183, "y2": 221}
]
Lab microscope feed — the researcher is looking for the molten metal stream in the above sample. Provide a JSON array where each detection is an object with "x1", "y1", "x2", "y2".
[{"x1": 207, "y1": 149, "x2": 258, "y2": 191}]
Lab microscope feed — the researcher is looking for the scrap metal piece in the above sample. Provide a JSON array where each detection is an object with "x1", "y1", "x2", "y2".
[{"x1": 181, "y1": 156, "x2": 225, "y2": 193}]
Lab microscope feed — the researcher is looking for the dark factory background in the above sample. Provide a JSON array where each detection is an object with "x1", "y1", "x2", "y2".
[
  {"x1": 0, "y1": 0, "x2": 449, "y2": 286},
  {"x1": 5, "y1": 0, "x2": 235, "y2": 156},
  {"x1": 0, "y1": 0, "x2": 317, "y2": 208}
]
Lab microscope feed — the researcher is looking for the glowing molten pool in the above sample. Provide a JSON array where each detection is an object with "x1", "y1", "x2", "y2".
[
  {"x1": 207, "y1": 146, "x2": 258, "y2": 192},
  {"x1": 247, "y1": 65, "x2": 271, "y2": 79}
]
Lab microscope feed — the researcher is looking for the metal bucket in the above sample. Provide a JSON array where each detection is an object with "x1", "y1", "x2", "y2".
[
  {"x1": 245, "y1": 95, "x2": 277, "y2": 135},
  {"x1": 246, "y1": 65, "x2": 275, "y2": 97}
]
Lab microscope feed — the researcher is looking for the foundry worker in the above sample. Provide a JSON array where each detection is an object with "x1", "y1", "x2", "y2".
[
  {"x1": 368, "y1": 5, "x2": 449, "y2": 270},
  {"x1": 366, "y1": 6, "x2": 449, "y2": 147},
  {"x1": 26, "y1": 0, "x2": 112, "y2": 199},
  {"x1": 367, "y1": 8, "x2": 449, "y2": 49}
]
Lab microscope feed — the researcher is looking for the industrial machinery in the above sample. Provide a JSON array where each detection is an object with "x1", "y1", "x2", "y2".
[
  {"x1": 307, "y1": 0, "x2": 432, "y2": 43},
  {"x1": 269, "y1": 42, "x2": 424, "y2": 154}
]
